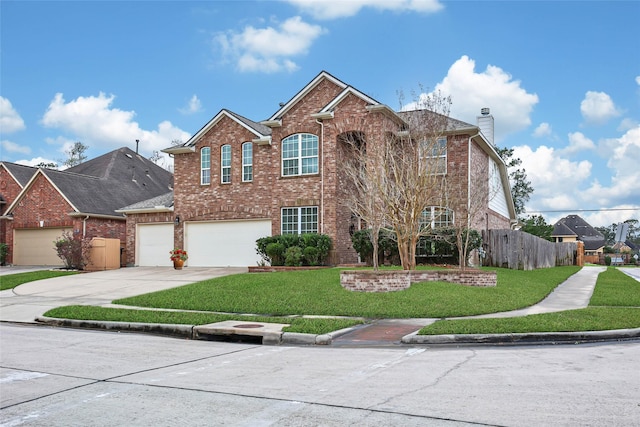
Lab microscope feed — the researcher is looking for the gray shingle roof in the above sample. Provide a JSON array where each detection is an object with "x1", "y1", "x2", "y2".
[
  {"x1": 38, "y1": 147, "x2": 173, "y2": 217},
  {"x1": 552, "y1": 215, "x2": 605, "y2": 251},
  {"x1": 397, "y1": 110, "x2": 477, "y2": 133},
  {"x1": 118, "y1": 191, "x2": 173, "y2": 211},
  {"x1": 1, "y1": 162, "x2": 38, "y2": 186},
  {"x1": 224, "y1": 109, "x2": 271, "y2": 137}
]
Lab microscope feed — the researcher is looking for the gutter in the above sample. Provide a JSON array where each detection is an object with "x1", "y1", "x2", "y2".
[{"x1": 316, "y1": 118, "x2": 325, "y2": 234}]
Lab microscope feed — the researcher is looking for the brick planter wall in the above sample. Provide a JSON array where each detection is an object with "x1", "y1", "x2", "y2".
[{"x1": 340, "y1": 269, "x2": 497, "y2": 292}]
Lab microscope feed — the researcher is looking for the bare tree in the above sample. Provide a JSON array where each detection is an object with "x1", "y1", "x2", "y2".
[
  {"x1": 63, "y1": 142, "x2": 89, "y2": 168},
  {"x1": 337, "y1": 90, "x2": 452, "y2": 270}
]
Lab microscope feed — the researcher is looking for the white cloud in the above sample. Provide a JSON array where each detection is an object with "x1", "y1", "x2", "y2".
[
  {"x1": 286, "y1": 0, "x2": 444, "y2": 20},
  {"x1": 1, "y1": 140, "x2": 31, "y2": 155},
  {"x1": 16, "y1": 157, "x2": 59, "y2": 168},
  {"x1": 533, "y1": 122, "x2": 552, "y2": 138},
  {"x1": 580, "y1": 91, "x2": 621, "y2": 125},
  {"x1": 0, "y1": 96, "x2": 26, "y2": 133},
  {"x1": 40, "y1": 92, "x2": 190, "y2": 169},
  {"x1": 561, "y1": 132, "x2": 595, "y2": 155},
  {"x1": 636, "y1": 76, "x2": 640, "y2": 86},
  {"x1": 407, "y1": 56, "x2": 539, "y2": 143},
  {"x1": 215, "y1": 16, "x2": 325, "y2": 73},
  {"x1": 512, "y1": 144, "x2": 592, "y2": 209},
  {"x1": 179, "y1": 95, "x2": 203, "y2": 115}
]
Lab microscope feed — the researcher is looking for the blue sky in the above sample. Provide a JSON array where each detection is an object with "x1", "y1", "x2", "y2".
[{"x1": 1, "y1": 0, "x2": 638, "y2": 228}]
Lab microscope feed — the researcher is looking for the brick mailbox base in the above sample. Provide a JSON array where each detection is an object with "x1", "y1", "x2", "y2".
[{"x1": 340, "y1": 269, "x2": 497, "y2": 292}]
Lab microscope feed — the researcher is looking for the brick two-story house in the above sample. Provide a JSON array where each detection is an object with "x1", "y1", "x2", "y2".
[{"x1": 121, "y1": 71, "x2": 516, "y2": 267}]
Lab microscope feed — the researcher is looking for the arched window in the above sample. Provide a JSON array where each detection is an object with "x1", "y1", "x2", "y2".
[
  {"x1": 200, "y1": 147, "x2": 210, "y2": 185},
  {"x1": 282, "y1": 133, "x2": 318, "y2": 176}
]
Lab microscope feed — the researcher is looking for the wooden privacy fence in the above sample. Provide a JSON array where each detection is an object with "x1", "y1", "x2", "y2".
[{"x1": 482, "y1": 229, "x2": 581, "y2": 270}]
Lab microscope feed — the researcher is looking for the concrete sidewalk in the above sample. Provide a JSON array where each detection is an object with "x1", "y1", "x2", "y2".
[{"x1": 0, "y1": 266, "x2": 246, "y2": 323}]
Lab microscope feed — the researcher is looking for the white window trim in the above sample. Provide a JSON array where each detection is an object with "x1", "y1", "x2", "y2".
[
  {"x1": 221, "y1": 144, "x2": 231, "y2": 184},
  {"x1": 281, "y1": 206, "x2": 319, "y2": 235},
  {"x1": 422, "y1": 136, "x2": 447, "y2": 175},
  {"x1": 281, "y1": 133, "x2": 319, "y2": 177},
  {"x1": 242, "y1": 142, "x2": 253, "y2": 182},
  {"x1": 200, "y1": 147, "x2": 211, "y2": 185},
  {"x1": 420, "y1": 206, "x2": 455, "y2": 230}
]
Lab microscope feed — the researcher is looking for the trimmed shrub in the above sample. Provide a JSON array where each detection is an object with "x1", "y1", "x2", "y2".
[
  {"x1": 605, "y1": 255, "x2": 612, "y2": 266},
  {"x1": 265, "y1": 242, "x2": 285, "y2": 266},
  {"x1": 285, "y1": 246, "x2": 303, "y2": 266},
  {"x1": 256, "y1": 234, "x2": 332, "y2": 266}
]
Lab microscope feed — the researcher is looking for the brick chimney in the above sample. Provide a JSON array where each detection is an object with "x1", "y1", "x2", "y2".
[{"x1": 477, "y1": 107, "x2": 494, "y2": 146}]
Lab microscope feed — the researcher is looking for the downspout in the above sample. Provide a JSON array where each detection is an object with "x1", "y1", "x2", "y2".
[
  {"x1": 316, "y1": 119, "x2": 325, "y2": 234},
  {"x1": 467, "y1": 132, "x2": 479, "y2": 229},
  {"x1": 82, "y1": 215, "x2": 90, "y2": 238}
]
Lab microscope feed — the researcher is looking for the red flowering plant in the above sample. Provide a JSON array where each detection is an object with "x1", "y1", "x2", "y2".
[{"x1": 169, "y1": 248, "x2": 188, "y2": 262}]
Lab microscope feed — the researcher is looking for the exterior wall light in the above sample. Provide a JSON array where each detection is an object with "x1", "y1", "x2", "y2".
[{"x1": 174, "y1": 215, "x2": 180, "y2": 226}]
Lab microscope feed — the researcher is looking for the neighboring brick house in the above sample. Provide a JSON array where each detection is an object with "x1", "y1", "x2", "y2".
[
  {"x1": 0, "y1": 147, "x2": 173, "y2": 266},
  {"x1": 121, "y1": 71, "x2": 517, "y2": 267},
  {"x1": 552, "y1": 214, "x2": 606, "y2": 257}
]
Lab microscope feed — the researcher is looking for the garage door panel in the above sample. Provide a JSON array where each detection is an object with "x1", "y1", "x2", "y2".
[
  {"x1": 137, "y1": 223, "x2": 173, "y2": 267},
  {"x1": 185, "y1": 220, "x2": 271, "y2": 267},
  {"x1": 14, "y1": 228, "x2": 71, "y2": 266}
]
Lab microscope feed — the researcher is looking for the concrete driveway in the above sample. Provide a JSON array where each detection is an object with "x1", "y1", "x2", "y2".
[{"x1": 0, "y1": 266, "x2": 245, "y2": 323}]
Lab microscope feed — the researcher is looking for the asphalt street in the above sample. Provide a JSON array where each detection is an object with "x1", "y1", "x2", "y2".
[{"x1": 1, "y1": 323, "x2": 639, "y2": 426}]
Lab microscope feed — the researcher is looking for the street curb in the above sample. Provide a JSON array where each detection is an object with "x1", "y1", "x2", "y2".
[
  {"x1": 36, "y1": 317, "x2": 194, "y2": 339},
  {"x1": 35, "y1": 317, "x2": 640, "y2": 346},
  {"x1": 402, "y1": 328, "x2": 640, "y2": 345},
  {"x1": 36, "y1": 317, "x2": 362, "y2": 346}
]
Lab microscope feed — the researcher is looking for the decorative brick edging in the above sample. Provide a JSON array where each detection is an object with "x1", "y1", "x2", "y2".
[
  {"x1": 248, "y1": 266, "x2": 329, "y2": 273},
  {"x1": 340, "y1": 269, "x2": 497, "y2": 292}
]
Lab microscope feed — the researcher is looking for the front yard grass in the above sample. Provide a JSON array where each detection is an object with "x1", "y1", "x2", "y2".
[
  {"x1": 418, "y1": 267, "x2": 640, "y2": 335},
  {"x1": 42, "y1": 266, "x2": 580, "y2": 335},
  {"x1": 111, "y1": 266, "x2": 581, "y2": 318},
  {"x1": 0, "y1": 270, "x2": 79, "y2": 291},
  {"x1": 43, "y1": 305, "x2": 361, "y2": 335}
]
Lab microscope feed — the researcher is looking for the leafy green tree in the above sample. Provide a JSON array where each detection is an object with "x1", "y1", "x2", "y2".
[
  {"x1": 520, "y1": 214, "x2": 553, "y2": 241},
  {"x1": 496, "y1": 147, "x2": 533, "y2": 215}
]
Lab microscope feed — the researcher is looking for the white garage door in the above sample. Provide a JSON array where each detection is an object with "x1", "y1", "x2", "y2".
[
  {"x1": 136, "y1": 223, "x2": 174, "y2": 266},
  {"x1": 14, "y1": 228, "x2": 71, "y2": 266},
  {"x1": 185, "y1": 220, "x2": 271, "y2": 267}
]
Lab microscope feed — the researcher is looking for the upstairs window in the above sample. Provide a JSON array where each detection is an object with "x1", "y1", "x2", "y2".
[
  {"x1": 221, "y1": 144, "x2": 231, "y2": 183},
  {"x1": 242, "y1": 142, "x2": 253, "y2": 182},
  {"x1": 421, "y1": 137, "x2": 447, "y2": 175},
  {"x1": 200, "y1": 147, "x2": 211, "y2": 185},
  {"x1": 281, "y1": 206, "x2": 318, "y2": 234},
  {"x1": 282, "y1": 133, "x2": 318, "y2": 176}
]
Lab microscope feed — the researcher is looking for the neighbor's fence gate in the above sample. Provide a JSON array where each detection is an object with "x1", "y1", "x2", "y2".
[{"x1": 482, "y1": 229, "x2": 581, "y2": 270}]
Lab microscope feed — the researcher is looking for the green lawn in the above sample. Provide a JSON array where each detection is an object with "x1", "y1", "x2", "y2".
[
  {"x1": 0, "y1": 270, "x2": 79, "y2": 291},
  {"x1": 111, "y1": 266, "x2": 580, "y2": 318},
  {"x1": 418, "y1": 267, "x2": 640, "y2": 335},
  {"x1": 43, "y1": 305, "x2": 362, "y2": 335}
]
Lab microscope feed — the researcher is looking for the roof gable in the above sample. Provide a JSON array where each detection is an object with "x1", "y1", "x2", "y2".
[
  {"x1": 0, "y1": 162, "x2": 38, "y2": 187},
  {"x1": 178, "y1": 109, "x2": 271, "y2": 150},
  {"x1": 266, "y1": 71, "x2": 350, "y2": 122}
]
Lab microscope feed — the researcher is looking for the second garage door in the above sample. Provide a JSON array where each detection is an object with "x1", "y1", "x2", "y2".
[
  {"x1": 13, "y1": 228, "x2": 71, "y2": 266},
  {"x1": 136, "y1": 223, "x2": 174, "y2": 267},
  {"x1": 185, "y1": 220, "x2": 272, "y2": 267}
]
